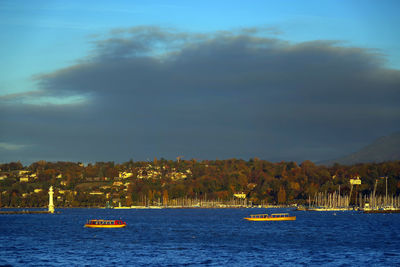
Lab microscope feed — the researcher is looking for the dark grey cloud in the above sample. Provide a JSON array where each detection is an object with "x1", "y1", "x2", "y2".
[{"x1": 1, "y1": 26, "x2": 400, "y2": 164}]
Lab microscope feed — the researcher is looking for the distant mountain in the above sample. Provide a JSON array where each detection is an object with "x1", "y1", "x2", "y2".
[{"x1": 320, "y1": 132, "x2": 400, "y2": 166}]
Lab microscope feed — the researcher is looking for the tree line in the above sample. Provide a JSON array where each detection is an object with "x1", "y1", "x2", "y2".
[{"x1": 1, "y1": 159, "x2": 400, "y2": 207}]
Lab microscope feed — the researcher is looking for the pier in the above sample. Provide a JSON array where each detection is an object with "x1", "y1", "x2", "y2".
[
  {"x1": 364, "y1": 209, "x2": 400, "y2": 214},
  {"x1": 0, "y1": 186, "x2": 58, "y2": 215},
  {"x1": 0, "y1": 210, "x2": 54, "y2": 215}
]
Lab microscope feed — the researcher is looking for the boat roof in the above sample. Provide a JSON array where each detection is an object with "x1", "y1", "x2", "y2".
[{"x1": 89, "y1": 219, "x2": 123, "y2": 222}]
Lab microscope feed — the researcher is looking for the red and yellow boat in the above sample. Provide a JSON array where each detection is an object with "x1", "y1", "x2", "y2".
[
  {"x1": 244, "y1": 213, "x2": 296, "y2": 221},
  {"x1": 84, "y1": 219, "x2": 127, "y2": 228}
]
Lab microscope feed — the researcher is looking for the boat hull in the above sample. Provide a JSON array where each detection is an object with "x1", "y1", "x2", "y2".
[
  {"x1": 244, "y1": 216, "x2": 296, "y2": 221},
  {"x1": 84, "y1": 224, "x2": 126, "y2": 228}
]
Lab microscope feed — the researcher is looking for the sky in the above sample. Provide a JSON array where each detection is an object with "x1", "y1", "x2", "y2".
[{"x1": 1, "y1": 0, "x2": 400, "y2": 164}]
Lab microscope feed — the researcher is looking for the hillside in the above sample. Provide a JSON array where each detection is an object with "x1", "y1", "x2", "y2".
[
  {"x1": 320, "y1": 132, "x2": 400, "y2": 166},
  {"x1": 1, "y1": 157, "x2": 400, "y2": 208}
]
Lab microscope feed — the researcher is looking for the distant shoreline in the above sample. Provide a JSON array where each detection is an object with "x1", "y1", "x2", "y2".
[{"x1": 0, "y1": 205, "x2": 289, "y2": 211}]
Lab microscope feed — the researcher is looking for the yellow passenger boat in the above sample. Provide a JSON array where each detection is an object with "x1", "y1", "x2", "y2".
[
  {"x1": 244, "y1": 213, "x2": 296, "y2": 221},
  {"x1": 84, "y1": 219, "x2": 127, "y2": 228}
]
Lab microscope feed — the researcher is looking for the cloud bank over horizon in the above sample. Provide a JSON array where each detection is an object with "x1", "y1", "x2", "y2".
[{"x1": 1, "y1": 27, "x2": 400, "y2": 164}]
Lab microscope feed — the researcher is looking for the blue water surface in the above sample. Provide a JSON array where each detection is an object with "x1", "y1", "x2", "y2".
[{"x1": 1, "y1": 208, "x2": 400, "y2": 266}]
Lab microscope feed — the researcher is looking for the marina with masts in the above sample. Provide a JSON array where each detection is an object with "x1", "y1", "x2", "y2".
[{"x1": 299, "y1": 176, "x2": 400, "y2": 212}]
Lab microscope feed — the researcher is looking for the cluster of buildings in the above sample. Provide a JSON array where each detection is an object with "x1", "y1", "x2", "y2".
[
  {"x1": 0, "y1": 164, "x2": 194, "y2": 206},
  {"x1": 0, "y1": 170, "x2": 38, "y2": 183},
  {"x1": 135, "y1": 164, "x2": 192, "y2": 180},
  {"x1": 1, "y1": 170, "x2": 42, "y2": 198}
]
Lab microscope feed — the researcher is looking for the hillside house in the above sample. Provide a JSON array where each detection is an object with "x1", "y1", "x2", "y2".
[
  {"x1": 113, "y1": 181, "x2": 123, "y2": 186},
  {"x1": 17, "y1": 170, "x2": 29, "y2": 176},
  {"x1": 233, "y1": 192, "x2": 246, "y2": 199},
  {"x1": 119, "y1": 172, "x2": 134, "y2": 179},
  {"x1": 19, "y1": 177, "x2": 29, "y2": 182},
  {"x1": 89, "y1": 191, "x2": 104, "y2": 195}
]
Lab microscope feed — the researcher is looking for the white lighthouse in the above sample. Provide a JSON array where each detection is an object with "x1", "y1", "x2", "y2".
[{"x1": 48, "y1": 186, "x2": 55, "y2": 214}]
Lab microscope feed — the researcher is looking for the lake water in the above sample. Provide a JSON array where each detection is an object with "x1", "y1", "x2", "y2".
[{"x1": 1, "y1": 208, "x2": 400, "y2": 266}]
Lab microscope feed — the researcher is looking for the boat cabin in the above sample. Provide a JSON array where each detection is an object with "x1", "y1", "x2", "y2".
[
  {"x1": 244, "y1": 213, "x2": 296, "y2": 221},
  {"x1": 86, "y1": 219, "x2": 126, "y2": 225},
  {"x1": 84, "y1": 219, "x2": 127, "y2": 228},
  {"x1": 248, "y1": 213, "x2": 290, "y2": 219}
]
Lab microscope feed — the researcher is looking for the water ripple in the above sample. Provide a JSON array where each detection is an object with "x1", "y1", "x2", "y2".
[{"x1": 1, "y1": 209, "x2": 400, "y2": 266}]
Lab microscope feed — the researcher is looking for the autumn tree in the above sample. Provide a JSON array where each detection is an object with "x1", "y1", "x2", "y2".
[
  {"x1": 162, "y1": 189, "x2": 168, "y2": 206},
  {"x1": 278, "y1": 186, "x2": 287, "y2": 204}
]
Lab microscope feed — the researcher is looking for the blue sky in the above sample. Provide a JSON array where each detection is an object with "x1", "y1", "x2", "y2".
[{"x1": 1, "y1": 0, "x2": 399, "y2": 164}]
